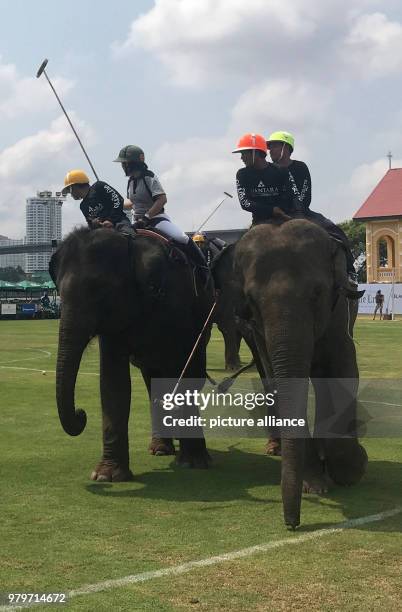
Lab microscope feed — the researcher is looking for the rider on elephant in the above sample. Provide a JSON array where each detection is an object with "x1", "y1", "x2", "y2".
[
  {"x1": 266, "y1": 130, "x2": 357, "y2": 281},
  {"x1": 192, "y1": 232, "x2": 226, "y2": 266},
  {"x1": 114, "y1": 145, "x2": 208, "y2": 277},
  {"x1": 232, "y1": 133, "x2": 295, "y2": 222},
  {"x1": 62, "y1": 169, "x2": 132, "y2": 234}
]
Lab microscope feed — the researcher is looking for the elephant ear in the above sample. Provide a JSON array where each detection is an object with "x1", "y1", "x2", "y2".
[{"x1": 331, "y1": 240, "x2": 365, "y2": 300}]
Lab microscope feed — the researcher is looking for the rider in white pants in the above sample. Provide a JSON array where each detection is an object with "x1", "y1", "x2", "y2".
[{"x1": 114, "y1": 146, "x2": 207, "y2": 272}]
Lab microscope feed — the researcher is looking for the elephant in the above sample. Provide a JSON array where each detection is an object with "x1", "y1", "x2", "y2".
[
  {"x1": 210, "y1": 244, "x2": 245, "y2": 371},
  {"x1": 192, "y1": 240, "x2": 243, "y2": 371},
  {"x1": 234, "y1": 219, "x2": 368, "y2": 529},
  {"x1": 49, "y1": 226, "x2": 214, "y2": 481}
]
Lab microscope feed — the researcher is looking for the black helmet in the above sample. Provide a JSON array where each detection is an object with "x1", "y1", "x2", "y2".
[{"x1": 114, "y1": 145, "x2": 145, "y2": 163}]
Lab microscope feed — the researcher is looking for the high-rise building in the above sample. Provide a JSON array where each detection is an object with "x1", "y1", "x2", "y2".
[{"x1": 25, "y1": 191, "x2": 64, "y2": 273}]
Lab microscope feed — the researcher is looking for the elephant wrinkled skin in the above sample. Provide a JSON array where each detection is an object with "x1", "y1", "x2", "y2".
[
  {"x1": 234, "y1": 219, "x2": 367, "y2": 529},
  {"x1": 50, "y1": 227, "x2": 214, "y2": 481}
]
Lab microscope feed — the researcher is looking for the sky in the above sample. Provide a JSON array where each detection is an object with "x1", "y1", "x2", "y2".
[{"x1": 1, "y1": 0, "x2": 402, "y2": 239}]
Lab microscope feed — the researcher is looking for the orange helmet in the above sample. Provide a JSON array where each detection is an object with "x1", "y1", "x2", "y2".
[{"x1": 232, "y1": 133, "x2": 267, "y2": 154}]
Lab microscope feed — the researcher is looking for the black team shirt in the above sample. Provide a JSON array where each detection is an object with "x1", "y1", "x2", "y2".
[
  {"x1": 236, "y1": 163, "x2": 294, "y2": 223},
  {"x1": 286, "y1": 160, "x2": 312, "y2": 211},
  {"x1": 80, "y1": 181, "x2": 126, "y2": 226}
]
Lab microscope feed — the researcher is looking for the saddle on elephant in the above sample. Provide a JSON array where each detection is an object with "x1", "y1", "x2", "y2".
[{"x1": 129, "y1": 226, "x2": 212, "y2": 292}]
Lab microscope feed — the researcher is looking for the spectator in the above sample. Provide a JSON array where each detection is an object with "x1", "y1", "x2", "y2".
[
  {"x1": 40, "y1": 291, "x2": 50, "y2": 309},
  {"x1": 373, "y1": 290, "x2": 384, "y2": 320}
]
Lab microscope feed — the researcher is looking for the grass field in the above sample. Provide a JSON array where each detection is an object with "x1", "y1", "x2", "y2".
[{"x1": 0, "y1": 320, "x2": 401, "y2": 611}]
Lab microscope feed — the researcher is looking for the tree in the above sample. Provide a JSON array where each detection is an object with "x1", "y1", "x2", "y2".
[
  {"x1": 337, "y1": 220, "x2": 366, "y2": 282},
  {"x1": 0, "y1": 266, "x2": 26, "y2": 282}
]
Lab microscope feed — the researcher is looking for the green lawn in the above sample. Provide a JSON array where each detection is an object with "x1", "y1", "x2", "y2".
[{"x1": 0, "y1": 320, "x2": 401, "y2": 611}]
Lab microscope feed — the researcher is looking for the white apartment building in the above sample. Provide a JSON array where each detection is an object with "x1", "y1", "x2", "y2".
[{"x1": 25, "y1": 191, "x2": 64, "y2": 273}]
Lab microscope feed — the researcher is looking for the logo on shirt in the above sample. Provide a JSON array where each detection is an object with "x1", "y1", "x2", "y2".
[{"x1": 252, "y1": 181, "x2": 279, "y2": 196}]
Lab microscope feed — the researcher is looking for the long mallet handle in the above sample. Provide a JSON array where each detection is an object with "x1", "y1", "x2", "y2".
[
  {"x1": 36, "y1": 59, "x2": 99, "y2": 181},
  {"x1": 196, "y1": 192, "x2": 233, "y2": 234},
  {"x1": 170, "y1": 301, "x2": 217, "y2": 399}
]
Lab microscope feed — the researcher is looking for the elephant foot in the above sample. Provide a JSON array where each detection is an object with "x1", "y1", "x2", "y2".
[
  {"x1": 176, "y1": 448, "x2": 212, "y2": 470},
  {"x1": 225, "y1": 360, "x2": 241, "y2": 372},
  {"x1": 149, "y1": 437, "x2": 176, "y2": 456},
  {"x1": 266, "y1": 437, "x2": 281, "y2": 456},
  {"x1": 90, "y1": 460, "x2": 134, "y2": 482},
  {"x1": 325, "y1": 441, "x2": 368, "y2": 486},
  {"x1": 302, "y1": 472, "x2": 330, "y2": 495}
]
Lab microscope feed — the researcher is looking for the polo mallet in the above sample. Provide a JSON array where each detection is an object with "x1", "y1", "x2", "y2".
[
  {"x1": 195, "y1": 192, "x2": 233, "y2": 234},
  {"x1": 170, "y1": 301, "x2": 217, "y2": 400},
  {"x1": 36, "y1": 58, "x2": 99, "y2": 180}
]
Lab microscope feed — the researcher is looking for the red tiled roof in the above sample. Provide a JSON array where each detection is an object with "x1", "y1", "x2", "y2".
[{"x1": 353, "y1": 168, "x2": 402, "y2": 220}]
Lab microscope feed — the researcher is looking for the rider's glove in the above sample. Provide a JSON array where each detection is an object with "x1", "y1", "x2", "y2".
[{"x1": 132, "y1": 215, "x2": 151, "y2": 230}]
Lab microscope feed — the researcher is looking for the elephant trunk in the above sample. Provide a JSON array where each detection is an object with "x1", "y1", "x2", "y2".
[
  {"x1": 56, "y1": 310, "x2": 89, "y2": 436},
  {"x1": 265, "y1": 313, "x2": 313, "y2": 529}
]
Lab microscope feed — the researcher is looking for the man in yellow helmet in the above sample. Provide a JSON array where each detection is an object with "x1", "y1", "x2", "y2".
[
  {"x1": 192, "y1": 232, "x2": 226, "y2": 266},
  {"x1": 267, "y1": 131, "x2": 356, "y2": 280},
  {"x1": 62, "y1": 170, "x2": 132, "y2": 233}
]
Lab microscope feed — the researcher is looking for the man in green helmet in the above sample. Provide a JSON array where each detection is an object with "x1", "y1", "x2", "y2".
[
  {"x1": 267, "y1": 131, "x2": 311, "y2": 212},
  {"x1": 267, "y1": 131, "x2": 357, "y2": 280}
]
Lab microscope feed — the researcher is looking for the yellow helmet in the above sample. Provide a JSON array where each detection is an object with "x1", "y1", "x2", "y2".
[
  {"x1": 192, "y1": 233, "x2": 206, "y2": 243},
  {"x1": 62, "y1": 169, "x2": 90, "y2": 195},
  {"x1": 266, "y1": 131, "x2": 295, "y2": 151}
]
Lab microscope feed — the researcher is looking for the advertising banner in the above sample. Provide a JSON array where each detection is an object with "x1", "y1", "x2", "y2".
[
  {"x1": 21, "y1": 303, "x2": 36, "y2": 315},
  {"x1": 358, "y1": 283, "x2": 402, "y2": 315},
  {"x1": 1, "y1": 303, "x2": 17, "y2": 315}
]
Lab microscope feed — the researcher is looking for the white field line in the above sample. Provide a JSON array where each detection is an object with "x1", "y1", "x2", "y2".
[
  {"x1": 0, "y1": 348, "x2": 51, "y2": 365},
  {"x1": 0, "y1": 368, "x2": 400, "y2": 403},
  {"x1": 362, "y1": 400, "x2": 402, "y2": 408},
  {"x1": 2, "y1": 507, "x2": 401, "y2": 611},
  {"x1": 0, "y1": 348, "x2": 101, "y2": 377},
  {"x1": 0, "y1": 366, "x2": 99, "y2": 376}
]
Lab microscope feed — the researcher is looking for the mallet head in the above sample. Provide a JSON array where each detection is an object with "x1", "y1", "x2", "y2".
[{"x1": 36, "y1": 58, "x2": 48, "y2": 78}]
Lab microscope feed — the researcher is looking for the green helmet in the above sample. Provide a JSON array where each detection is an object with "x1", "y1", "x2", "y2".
[
  {"x1": 267, "y1": 131, "x2": 295, "y2": 151},
  {"x1": 113, "y1": 145, "x2": 145, "y2": 163}
]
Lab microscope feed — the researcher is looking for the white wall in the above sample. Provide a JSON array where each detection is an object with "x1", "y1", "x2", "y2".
[{"x1": 358, "y1": 284, "x2": 402, "y2": 315}]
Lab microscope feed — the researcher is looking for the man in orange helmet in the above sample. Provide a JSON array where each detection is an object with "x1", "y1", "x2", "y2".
[
  {"x1": 62, "y1": 169, "x2": 132, "y2": 234},
  {"x1": 232, "y1": 133, "x2": 294, "y2": 223}
]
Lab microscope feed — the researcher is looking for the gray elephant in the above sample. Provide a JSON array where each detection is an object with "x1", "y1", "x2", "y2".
[
  {"x1": 49, "y1": 227, "x2": 214, "y2": 481},
  {"x1": 210, "y1": 244, "x2": 244, "y2": 371},
  {"x1": 234, "y1": 219, "x2": 368, "y2": 529}
]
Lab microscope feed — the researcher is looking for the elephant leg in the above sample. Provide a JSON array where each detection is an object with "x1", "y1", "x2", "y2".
[
  {"x1": 176, "y1": 343, "x2": 211, "y2": 469},
  {"x1": 250, "y1": 326, "x2": 282, "y2": 454},
  {"x1": 91, "y1": 335, "x2": 134, "y2": 482},
  {"x1": 220, "y1": 324, "x2": 242, "y2": 371},
  {"x1": 141, "y1": 367, "x2": 176, "y2": 456},
  {"x1": 302, "y1": 437, "x2": 329, "y2": 494},
  {"x1": 314, "y1": 330, "x2": 368, "y2": 486}
]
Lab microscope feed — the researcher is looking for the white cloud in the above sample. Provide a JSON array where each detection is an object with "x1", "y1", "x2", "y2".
[
  {"x1": 113, "y1": 0, "x2": 385, "y2": 87},
  {"x1": 0, "y1": 56, "x2": 74, "y2": 120},
  {"x1": 153, "y1": 137, "x2": 249, "y2": 231},
  {"x1": 230, "y1": 78, "x2": 331, "y2": 140},
  {"x1": 343, "y1": 12, "x2": 402, "y2": 78},
  {"x1": 112, "y1": 0, "x2": 318, "y2": 86},
  {"x1": 0, "y1": 114, "x2": 93, "y2": 238}
]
